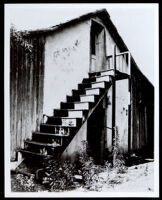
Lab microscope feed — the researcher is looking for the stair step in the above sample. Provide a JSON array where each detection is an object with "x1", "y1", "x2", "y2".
[
  {"x1": 100, "y1": 70, "x2": 115, "y2": 76},
  {"x1": 89, "y1": 69, "x2": 114, "y2": 77},
  {"x1": 91, "y1": 81, "x2": 107, "y2": 89},
  {"x1": 67, "y1": 95, "x2": 80, "y2": 102},
  {"x1": 15, "y1": 158, "x2": 46, "y2": 179},
  {"x1": 78, "y1": 81, "x2": 108, "y2": 90},
  {"x1": 32, "y1": 131, "x2": 70, "y2": 144},
  {"x1": 19, "y1": 149, "x2": 53, "y2": 159},
  {"x1": 61, "y1": 102, "x2": 74, "y2": 109},
  {"x1": 80, "y1": 95, "x2": 96, "y2": 103},
  {"x1": 80, "y1": 94, "x2": 99, "y2": 101},
  {"x1": 40, "y1": 124, "x2": 77, "y2": 134},
  {"x1": 46, "y1": 116, "x2": 82, "y2": 127},
  {"x1": 82, "y1": 77, "x2": 96, "y2": 83},
  {"x1": 61, "y1": 101, "x2": 93, "y2": 110},
  {"x1": 72, "y1": 89, "x2": 85, "y2": 96},
  {"x1": 96, "y1": 75, "x2": 110, "y2": 82},
  {"x1": 15, "y1": 169, "x2": 35, "y2": 177},
  {"x1": 33, "y1": 132, "x2": 70, "y2": 137},
  {"x1": 89, "y1": 71, "x2": 101, "y2": 78},
  {"x1": 82, "y1": 75, "x2": 110, "y2": 83},
  {"x1": 85, "y1": 87, "x2": 104, "y2": 95},
  {"x1": 66, "y1": 94, "x2": 99, "y2": 103},
  {"x1": 74, "y1": 102, "x2": 94, "y2": 110},
  {"x1": 54, "y1": 109, "x2": 88, "y2": 118},
  {"x1": 25, "y1": 140, "x2": 61, "y2": 147},
  {"x1": 24, "y1": 138, "x2": 63, "y2": 156},
  {"x1": 78, "y1": 83, "x2": 91, "y2": 89},
  {"x1": 66, "y1": 110, "x2": 83, "y2": 118}
]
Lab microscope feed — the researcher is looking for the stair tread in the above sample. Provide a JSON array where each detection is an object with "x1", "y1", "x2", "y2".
[
  {"x1": 47, "y1": 116, "x2": 83, "y2": 119},
  {"x1": 83, "y1": 75, "x2": 112, "y2": 82},
  {"x1": 95, "y1": 74, "x2": 113, "y2": 78},
  {"x1": 61, "y1": 101, "x2": 93, "y2": 105},
  {"x1": 54, "y1": 109, "x2": 88, "y2": 111},
  {"x1": 89, "y1": 74, "x2": 111, "y2": 78},
  {"x1": 73, "y1": 101, "x2": 93, "y2": 104},
  {"x1": 85, "y1": 87, "x2": 104, "y2": 91},
  {"x1": 89, "y1": 69, "x2": 114, "y2": 74},
  {"x1": 79, "y1": 94, "x2": 99, "y2": 97},
  {"x1": 73, "y1": 101, "x2": 94, "y2": 104},
  {"x1": 80, "y1": 80, "x2": 109, "y2": 85},
  {"x1": 67, "y1": 94, "x2": 98, "y2": 98},
  {"x1": 40, "y1": 123, "x2": 77, "y2": 128},
  {"x1": 20, "y1": 149, "x2": 53, "y2": 158},
  {"x1": 15, "y1": 168, "x2": 35, "y2": 177},
  {"x1": 33, "y1": 132, "x2": 69, "y2": 137},
  {"x1": 25, "y1": 140, "x2": 61, "y2": 147}
]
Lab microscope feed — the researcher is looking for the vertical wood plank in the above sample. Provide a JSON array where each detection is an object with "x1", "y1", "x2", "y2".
[{"x1": 10, "y1": 34, "x2": 45, "y2": 160}]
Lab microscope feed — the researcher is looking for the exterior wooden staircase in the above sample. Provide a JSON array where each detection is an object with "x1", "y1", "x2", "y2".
[{"x1": 19, "y1": 69, "x2": 114, "y2": 161}]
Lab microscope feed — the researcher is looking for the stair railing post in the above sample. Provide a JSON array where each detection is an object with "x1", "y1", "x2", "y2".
[{"x1": 112, "y1": 45, "x2": 117, "y2": 72}]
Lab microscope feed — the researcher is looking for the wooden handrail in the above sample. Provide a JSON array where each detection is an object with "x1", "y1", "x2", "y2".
[{"x1": 106, "y1": 51, "x2": 130, "y2": 59}]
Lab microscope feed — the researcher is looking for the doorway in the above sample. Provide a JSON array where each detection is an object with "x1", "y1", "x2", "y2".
[
  {"x1": 87, "y1": 101, "x2": 105, "y2": 164},
  {"x1": 90, "y1": 20, "x2": 106, "y2": 72}
]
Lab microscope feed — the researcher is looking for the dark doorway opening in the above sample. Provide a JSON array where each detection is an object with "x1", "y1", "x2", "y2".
[{"x1": 87, "y1": 101, "x2": 105, "y2": 164}]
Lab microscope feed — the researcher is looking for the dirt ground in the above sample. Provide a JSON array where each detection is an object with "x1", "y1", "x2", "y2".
[
  {"x1": 11, "y1": 161, "x2": 154, "y2": 193},
  {"x1": 71, "y1": 161, "x2": 154, "y2": 192}
]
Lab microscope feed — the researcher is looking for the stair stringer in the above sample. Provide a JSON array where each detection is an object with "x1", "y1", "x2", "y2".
[
  {"x1": 60, "y1": 84, "x2": 111, "y2": 162},
  {"x1": 61, "y1": 120, "x2": 87, "y2": 162}
]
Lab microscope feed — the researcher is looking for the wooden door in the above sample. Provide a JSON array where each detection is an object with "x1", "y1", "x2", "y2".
[
  {"x1": 95, "y1": 29, "x2": 106, "y2": 72},
  {"x1": 90, "y1": 21, "x2": 106, "y2": 73}
]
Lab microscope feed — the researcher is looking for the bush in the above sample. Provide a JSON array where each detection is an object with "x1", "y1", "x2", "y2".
[
  {"x1": 13, "y1": 174, "x2": 36, "y2": 192},
  {"x1": 75, "y1": 141, "x2": 106, "y2": 191},
  {"x1": 41, "y1": 140, "x2": 127, "y2": 192},
  {"x1": 42, "y1": 159, "x2": 77, "y2": 192},
  {"x1": 111, "y1": 127, "x2": 128, "y2": 174},
  {"x1": 113, "y1": 154, "x2": 128, "y2": 174},
  {"x1": 41, "y1": 140, "x2": 107, "y2": 192}
]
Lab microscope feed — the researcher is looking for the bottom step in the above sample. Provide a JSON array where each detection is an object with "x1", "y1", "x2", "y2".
[
  {"x1": 15, "y1": 168, "x2": 35, "y2": 177},
  {"x1": 13, "y1": 157, "x2": 48, "y2": 182},
  {"x1": 20, "y1": 149, "x2": 53, "y2": 159}
]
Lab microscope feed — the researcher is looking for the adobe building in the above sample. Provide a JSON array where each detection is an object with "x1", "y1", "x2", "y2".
[{"x1": 10, "y1": 9, "x2": 154, "y2": 166}]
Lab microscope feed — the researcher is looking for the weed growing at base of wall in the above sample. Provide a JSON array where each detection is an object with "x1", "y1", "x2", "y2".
[
  {"x1": 111, "y1": 127, "x2": 128, "y2": 174},
  {"x1": 41, "y1": 140, "x2": 127, "y2": 192},
  {"x1": 42, "y1": 159, "x2": 77, "y2": 192}
]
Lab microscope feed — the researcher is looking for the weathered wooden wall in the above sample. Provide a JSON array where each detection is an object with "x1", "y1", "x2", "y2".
[
  {"x1": 131, "y1": 65, "x2": 154, "y2": 157},
  {"x1": 10, "y1": 33, "x2": 45, "y2": 160}
]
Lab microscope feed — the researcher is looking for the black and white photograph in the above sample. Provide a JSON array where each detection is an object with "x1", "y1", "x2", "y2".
[{"x1": 4, "y1": 3, "x2": 159, "y2": 197}]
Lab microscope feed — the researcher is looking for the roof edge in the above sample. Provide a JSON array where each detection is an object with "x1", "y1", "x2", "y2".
[
  {"x1": 22, "y1": 8, "x2": 109, "y2": 36},
  {"x1": 18, "y1": 8, "x2": 153, "y2": 87}
]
